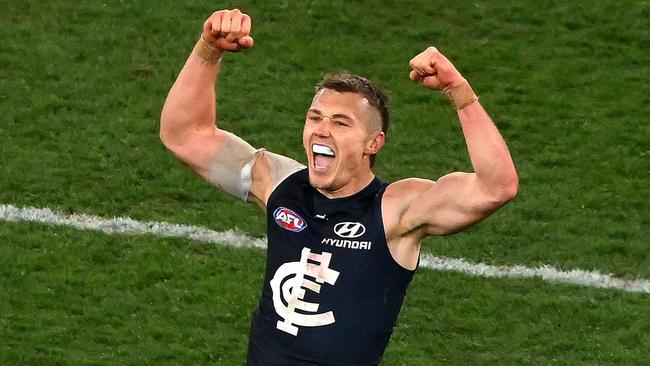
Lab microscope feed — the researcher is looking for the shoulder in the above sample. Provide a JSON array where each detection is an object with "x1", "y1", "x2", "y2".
[
  {"x1": 383, "y1": 178, "x2": 436, "y2": 209},
  {"x1": 251, "y1": 151, "x2": 306, "y2": 208},
  {"x1": 385, "y1": 177, "x2": 435, "y2": 194},
  {"x1": 384, "y1": 173, "x2": 472, "y2": 207}
]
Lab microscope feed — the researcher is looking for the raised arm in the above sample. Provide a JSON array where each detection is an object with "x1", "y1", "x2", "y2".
[
  {"x1": 160, "y1": 9, "x2": 253, "y2": 174},
  {"x1": 160, "y1": 9, "x2": 302, "y2": 207},
  {"x1": 386, "y1": 47, "x2": 518, "y2": 242}
]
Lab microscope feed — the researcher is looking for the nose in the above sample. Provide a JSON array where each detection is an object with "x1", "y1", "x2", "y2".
[{"x1": 313, "y1": 117, "x2": 332, "y2": 137}]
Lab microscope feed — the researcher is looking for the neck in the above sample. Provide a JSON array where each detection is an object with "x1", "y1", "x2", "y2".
[{"x1": 316, "y1": 171, "x2": 375, "y2": 199}]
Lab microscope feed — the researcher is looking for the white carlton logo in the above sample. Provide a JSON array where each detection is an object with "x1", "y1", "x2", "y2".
[
  {"x1": 270, "y1": 247, "x2": 340, "y2": 336},
  {"x1": 334, "y1": 222, "x2": 366, "y2": 238}
]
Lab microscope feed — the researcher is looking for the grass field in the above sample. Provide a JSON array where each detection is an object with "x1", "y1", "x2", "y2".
[{"x1": 1, "y1": 0, "x2": 649, "y2": 364}]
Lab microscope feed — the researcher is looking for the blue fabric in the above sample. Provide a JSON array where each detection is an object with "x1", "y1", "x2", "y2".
[{"x1": 247, "y1": 169, "x2": 415, "y2": 365}]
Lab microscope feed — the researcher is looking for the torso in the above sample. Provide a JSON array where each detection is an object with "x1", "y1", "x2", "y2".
[{"x1": 247, "y1": 169, "x2": 416, "y2": 365}]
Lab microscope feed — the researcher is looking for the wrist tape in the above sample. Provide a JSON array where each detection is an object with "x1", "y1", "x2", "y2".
[
  {"x1": 193, "y1": 37, "x2": 223, "y2": 64},
  {"x1": 443, "y1": 80, "x2": 478, "y2": 110}
]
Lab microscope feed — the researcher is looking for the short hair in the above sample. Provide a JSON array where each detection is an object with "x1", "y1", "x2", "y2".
[{"x1": 315, "y1": 73, "x2": 390, "y2": 167}]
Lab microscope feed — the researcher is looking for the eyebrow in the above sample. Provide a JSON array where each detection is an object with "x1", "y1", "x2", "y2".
[{"x1": 308, "y1": 109, "x2": 354, "y2": 122}]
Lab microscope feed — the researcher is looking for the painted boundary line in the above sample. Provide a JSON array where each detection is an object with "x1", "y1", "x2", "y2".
[{"x1": 1, "y1": 203, "x2": 648, "y2": 294}]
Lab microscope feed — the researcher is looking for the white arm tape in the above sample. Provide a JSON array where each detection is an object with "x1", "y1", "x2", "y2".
[
  {"x1": 262, "y1": 150, "x2": 306, "y2": 194},
  {"x1": 207, "y1": 131, "x2": 258, "y2": 201},
  {"x1": 207, "y1": 131, "x2": 305, "y2": 201}
]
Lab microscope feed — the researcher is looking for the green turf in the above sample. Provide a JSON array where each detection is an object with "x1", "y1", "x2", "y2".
[
  {"x1": 1, "y1": 0, "x2": 649, "y2": 364},
  {"x1": 0, "y1": 222, "x2": 259, "y2": 364},
  {"x1": 1, "y1": 222, "x2": 648, "y2": 365}
]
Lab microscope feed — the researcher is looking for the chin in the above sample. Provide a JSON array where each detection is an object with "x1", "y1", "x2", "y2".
[
  {"x1": 308, "y1": 169, "x2": 335, "y2": 191},
  {"x1": 308, "y1": 172, "x2": 327, "y2": 189}
]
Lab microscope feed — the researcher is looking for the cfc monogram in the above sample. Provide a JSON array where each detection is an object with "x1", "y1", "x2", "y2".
[{"x1": 270, "y1": 248, "x2": 340, "y2": 336}]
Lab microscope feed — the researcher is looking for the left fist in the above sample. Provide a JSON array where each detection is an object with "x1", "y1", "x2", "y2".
[{"x1": 409, "y1": 47, "x2": 465, "y2": 91}]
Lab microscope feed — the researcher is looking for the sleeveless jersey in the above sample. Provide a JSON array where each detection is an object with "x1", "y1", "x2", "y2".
[{"x1": 247, "y1": 169, "x2": 416, "y2": 365}]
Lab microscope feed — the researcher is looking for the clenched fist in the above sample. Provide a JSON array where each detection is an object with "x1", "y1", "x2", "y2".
[
  {"x1": 202, "y1": 9, "x2": 254, "y2": 52},
  {"x1": 409, "y1": 47, "x2": 465, "y2": 91}
]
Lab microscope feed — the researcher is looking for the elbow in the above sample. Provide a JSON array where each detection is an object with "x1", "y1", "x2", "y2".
[
  {"x1": 473, "y1": 171, "x2": 518, "y2": 214},
  {"x1": 483, "y1": 172, "x2": 518, "y2": 208},
  {"x1": 159, "y1": 127, "x2": 185, "y2": 157},
  {"x1": 159, "y1": 114, "x2": 179, "y2": 152},
  {"x1": 505, "y1": 179, "x2": 519, "y2": 202},
  {"x1": 159, "y1": 131, "x2": 177, "y2": 155},
  {"x1": 159, "y1": 128, "x2": 173, "y2": 150},
  {"x1": 159, "y1": 113, "x2": 170, "y2": 146},
  {"x1": 498, "y1": 172, "x2": 519, "y2": 203},
  {"x1": 159, "y1": 102, "x2": 181, "y2": 150}
]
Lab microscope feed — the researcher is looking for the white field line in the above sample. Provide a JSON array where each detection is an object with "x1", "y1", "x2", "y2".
[
  {"x1": 1, "y1": 203, "x2": 649, "y2": 294},
  {"x1": 0, "y1": 204, "x2": 266, "y2": 249}
]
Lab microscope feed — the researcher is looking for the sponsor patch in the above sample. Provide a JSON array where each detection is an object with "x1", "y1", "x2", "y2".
[
  {"x1": 273, "y1": 207, "x2": 307, "y2": 232},
  {"x1": 333, "y1": 222, "x2": 366, "y2": 238}
]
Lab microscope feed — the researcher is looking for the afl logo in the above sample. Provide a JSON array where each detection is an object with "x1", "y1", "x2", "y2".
[
  {"x1": 274, "y1": 207, "x2": 307, "y2": 232},
  {"x1": 333, "y1": 222, "x2": 366, "y2": 238}
]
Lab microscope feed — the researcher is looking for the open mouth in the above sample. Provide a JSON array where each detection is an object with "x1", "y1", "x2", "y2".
[{"x1": 312, "y1": 144, "x2": 336, "y2": 172}]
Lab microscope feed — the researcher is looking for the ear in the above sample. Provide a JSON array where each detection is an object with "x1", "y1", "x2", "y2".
[{"x1": 364, "y1": 131, "x2": 385, "y2": 155}]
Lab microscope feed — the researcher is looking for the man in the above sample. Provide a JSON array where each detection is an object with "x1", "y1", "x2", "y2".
[{"x1": 160, "y1": 9, "x2": 518, "y2": 366}]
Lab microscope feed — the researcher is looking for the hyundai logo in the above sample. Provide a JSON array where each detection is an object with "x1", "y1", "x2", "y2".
[{"x1": 333, "y1": 222, "x2": 366, "y2": 238}]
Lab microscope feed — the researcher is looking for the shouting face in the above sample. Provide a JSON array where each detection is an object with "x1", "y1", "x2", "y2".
[{"x1": 302, "y1": 88, "x2": 385, "y2": 198}]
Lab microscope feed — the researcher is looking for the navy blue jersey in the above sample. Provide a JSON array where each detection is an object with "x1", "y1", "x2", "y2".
[{"x1": 247, "y1": 169, "x2": 415, "y2": 365}]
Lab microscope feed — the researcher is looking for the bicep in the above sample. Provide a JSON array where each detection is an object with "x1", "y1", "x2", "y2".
[
  {"x1": 164, "y1": 126, "x2": 226, "y2": 179},
  {"x1": 165, "y1": 127, "x2": 260, "y2": 199},
  {"x1": 165, "y1": 126, "x2": 305, "y2": 207},
  {"x1": 400, "y1": 172, "x2": 502, "y2": 236}
]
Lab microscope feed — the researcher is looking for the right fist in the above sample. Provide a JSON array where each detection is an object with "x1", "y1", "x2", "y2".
[{"x1": 202, "y1": 9, "x2": 254, "y2": 52}]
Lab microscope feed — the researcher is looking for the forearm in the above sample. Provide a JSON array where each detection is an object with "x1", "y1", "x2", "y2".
[
  {"x1": 457, "y1": 100, "x2": 518, "y2": 198},
  {"x1": 160, "y1": 43, "x2": 223, "y2": 147}
]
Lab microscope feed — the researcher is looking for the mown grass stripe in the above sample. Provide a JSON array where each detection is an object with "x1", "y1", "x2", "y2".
[{"x1": 2, "y1": 203, "x2": 648, "y2": 293}]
